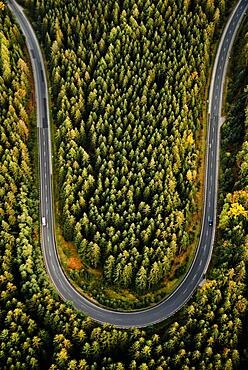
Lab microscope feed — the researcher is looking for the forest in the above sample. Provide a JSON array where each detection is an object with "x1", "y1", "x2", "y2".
[
  {"x1": 19, "y1": 0, "x2": 230, "y2": 298},
  {"x1": 0, "y1": 0, "x2": 248, "y2": 369}
]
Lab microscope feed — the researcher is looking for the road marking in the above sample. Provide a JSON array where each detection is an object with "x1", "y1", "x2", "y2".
[
  {"x1": 193, "y1": 274, "x2": 197, "y2": 281},
  {"x1": 206, "y1": 229, "x2": 209, "y2": 237},
  {"x1": 46, "y1": 196, "x2": 48, "y2": 203},
  {"x1": 204, "y1": 244, "x2": 206, "y2": 251},
  {"x1": 44, "y1": 151, "x2": 46, "y2": 157},
  {"x1": 45, "y1": 172, "x2": 46, "y2": 179},
  {"x1": 199, "y1": 260, "x2": 202, "y2": 267},
  {"x1": 183, "y1": 288, "x2": 187, "y2": 294}
]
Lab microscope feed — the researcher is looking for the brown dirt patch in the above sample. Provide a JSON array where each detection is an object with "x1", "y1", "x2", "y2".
[{"x1": 67, "y1": 257, "x2": 82, "y2": 270}]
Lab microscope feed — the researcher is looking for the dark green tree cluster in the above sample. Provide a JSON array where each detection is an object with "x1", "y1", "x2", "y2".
[{"x1": 21, "y1": 0, "x2": 227, "y2": 291}]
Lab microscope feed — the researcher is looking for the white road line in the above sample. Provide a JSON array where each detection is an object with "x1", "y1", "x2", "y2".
[
  {"x1": 193, "y1": 274, "x2": 197, "y2": 281},
  {"x1": 183, "y1": 288, "x2": 187, "y2": 294},
  {"x1": 199, "y1": 260, "x2": 202, "y2": 267},
  {"x1": 204, "y1": 244, "x2": 207, "y2": 251},
  {"x1": 206, "y1": 229, "x2": 209, "y2": 237}
]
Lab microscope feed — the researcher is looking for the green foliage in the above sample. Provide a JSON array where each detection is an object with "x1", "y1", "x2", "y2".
[
  {"x1": 24, "y1": 0, "x2": 227, "y2": 292},
  {"x1": 1, "y1": 1, "x2": 248, "y2": 370}
]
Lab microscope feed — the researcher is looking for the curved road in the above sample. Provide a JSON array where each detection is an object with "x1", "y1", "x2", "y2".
[{"x1": 8, "y1": 0, "x2": 248, "y2": 328}]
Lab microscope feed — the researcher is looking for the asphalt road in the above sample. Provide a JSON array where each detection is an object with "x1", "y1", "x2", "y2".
[{"x1": 8, "y1": 0, "x2": 248, "y2": 328}]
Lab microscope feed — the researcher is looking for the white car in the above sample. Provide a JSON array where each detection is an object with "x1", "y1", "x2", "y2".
[{"x1": 42, "y1": 217, "x2": 46, "y2": 226}]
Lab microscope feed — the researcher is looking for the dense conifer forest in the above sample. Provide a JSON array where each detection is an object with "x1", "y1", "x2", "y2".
[
  {"x1": 19, "y1": 0, "x2": 232, "y2": 298},
  {"x1": 0, "y1": 0, "x2": 248, "y2": 369}
]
